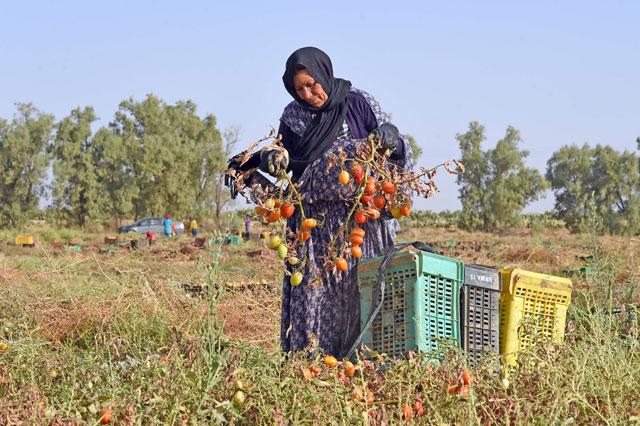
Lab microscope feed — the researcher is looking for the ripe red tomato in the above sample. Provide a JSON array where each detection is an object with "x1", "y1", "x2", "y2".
[
  {"x1": 381, "y1": 181, "x2": 396, "y2": 194},
  {"x1": 373, "y1": 195, "x2": 385, "y2": 209},
  {"x1": 349, "y1": 234, "x2": 364, "y2": 245},
  {"x1": 354, "y1": 211, "x2": 367, "y2": 224},
  {"x1": 280, "y1": 203, "x2": 295, "y2": 218},
  {"x1": 413, "y1": 400, "x2": 425, "y2": 417},
  {"x1": 364, "y1": 183, "x2": 376, "y2": 195},
  {"x1": 400, "y1": 206, "x2": 411, "y2": 217},
  {"x1": 360, "y1": 194, "x2": 372, "y2": 204},
  {"x1": 364, "y1": 207, "x2": 381, "y2": 220},
  {"x1": 350, "y1": 163, "x2": 364, "y2": 184},
  {"x1": 296, "y1": 231, "x2": 311, "y2": 241},
  {"x1": 267, "y1": 210, "x2": 281, "y2": 222}
]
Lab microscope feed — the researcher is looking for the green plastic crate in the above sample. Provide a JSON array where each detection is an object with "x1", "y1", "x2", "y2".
[{"x1": 358, "y1": 250, "x2": 464, "y2": 358}]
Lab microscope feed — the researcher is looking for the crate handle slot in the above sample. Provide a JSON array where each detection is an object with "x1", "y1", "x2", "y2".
[{"x1": 346, "y1": 241, "x2": 438, "y2": 359}]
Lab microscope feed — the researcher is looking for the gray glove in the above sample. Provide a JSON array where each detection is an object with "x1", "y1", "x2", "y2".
[
  {"x1": 259, "y1": 147, "x2": 289, "y2": 177},
  {"x1": 369, "y1": 122, "x2": 400, "y2": 153}
]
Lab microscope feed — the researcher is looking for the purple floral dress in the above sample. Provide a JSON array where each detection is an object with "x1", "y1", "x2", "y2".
[{"x1": 280, "y1": 89, "x2": 414, "y2": 358}]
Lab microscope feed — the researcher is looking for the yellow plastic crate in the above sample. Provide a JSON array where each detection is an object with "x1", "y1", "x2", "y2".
[
  {"x1": 15, "y1": 235, "x2": 34, "y2": 245},
  {"x1": 499, "y1": 268, "x2": 572, "y2": 366}
]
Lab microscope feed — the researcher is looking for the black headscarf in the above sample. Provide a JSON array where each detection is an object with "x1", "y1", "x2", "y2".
[{"x1": 282, "y1": 47, "x2": 352, "y2": 176}]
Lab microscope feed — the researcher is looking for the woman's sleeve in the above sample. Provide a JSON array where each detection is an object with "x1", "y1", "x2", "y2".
[{"x1": 355, "y1": 91, "x2": 410, "y2": 167}]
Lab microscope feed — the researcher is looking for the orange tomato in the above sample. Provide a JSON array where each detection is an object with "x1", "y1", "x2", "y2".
[
  {"x1": 413, "y1": 400, "x2": 425, "y2": 417},
  {"x1": 255, "y1": 206, "x2": 270, "y2": 217},
  {"x1": 447, "y1": 384, "x2": 459, "y2": 395},
  {"x1": 381, "y1": 181, "x2": 396, "y2": 194},
  {"x1": 460, "y1": 369, "x2": 473, "y2": 386},
  {"x1": 403, "y1": 403, "x2": 413, "y2": 421},
  {"x1": 324, "y1": 355, "x2": 338, "y2": 368},
  {"x1": 343, "y1": 361, "x2": 356, "y2": 377},
  {"x1": 339, "y1": 170, "x2": 350, "y2": 185},
  {"x1": 354, "y1": 211, "x2": 368, "y2": 224},
  {"x1": 365, "y1": 391, "x2": 374, "y2": 404},
  {"x1": 349, "y1": 234, "x2": 364, "y2": 245},
  {"x1": 274, "y1": 199, "x2": 282, "y2": 208},
  {"x1": 301, "y1": 218, "x2": 317, "y2": 230},
  {"x1": 400, "y1": 206, "x2": 411, "y2": 217},
  {"x1": 99, "y1": 406, "x2": 114, "y2": 424},
  {"x1": 336, "y1": 258, "x2": 348, "y2": 272},
  {"x1": 351, "y1": 227, "x2": 365, "y2": 238},
  {"x1": 280, "y1": 203, "x2": 295, "y2": 218},
  {"x1": 267, "y1": 209, "x2": 281, "y2": 222},
  {"x1": 373, "y1": 195, "x2": 385, "y2": 209},
  {"x1": 351, "y1": 245, "x2": 362, "y2": 259},
  {"x1": 297, "y1": 231, "x2": 311, "y2": 241}
]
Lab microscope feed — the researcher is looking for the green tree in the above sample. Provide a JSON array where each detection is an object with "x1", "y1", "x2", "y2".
[
  {"x1": 405, "y1": 134, "x2": 423, "y2": 163},
  {"x1": 547, "y1": 144, "x2": 640, "y2": 234},
  {"x1": 0, "y1": 104, "x2": 54, "y2": 227},
  {"x1": 456, "y1": 122, "x2": 547, "y2": 231},
  {"x1": 108, "y1": 95, "x2": 224, "y2": 220},
  {"x1": 92, "y1": 127, "x2": 138, "y2": 225},
  {"x1": 50, "y1": 107, "x2": 100, "y2": 226}
]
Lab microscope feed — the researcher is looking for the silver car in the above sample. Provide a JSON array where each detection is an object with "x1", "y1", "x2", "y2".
[{"x1": 118, "y1": 217, "x2": 185, "y2": 235}]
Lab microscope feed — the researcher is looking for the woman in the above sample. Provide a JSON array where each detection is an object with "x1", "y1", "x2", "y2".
[{"x1": 228, "y1": 47, "x2": 413, "y2": 358}]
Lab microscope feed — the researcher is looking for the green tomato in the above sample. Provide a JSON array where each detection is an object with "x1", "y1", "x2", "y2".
[
  {"x1": 290, "y1": 271, "x2": 303, "y2": 286},
  {"x1": 277, "y1": 244, "x2": 288, "y2": 260},
  {"x1": 267, "y1": 236, "x2": 281, "y2": 250},
  {"x1": 232, "y1": 390, "x2": 246, "y2": 408}
]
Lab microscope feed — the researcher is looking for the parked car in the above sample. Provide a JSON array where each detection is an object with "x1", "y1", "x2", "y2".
[{"x1": 118, "y1": 217, "x2": 185, "y2": 235}]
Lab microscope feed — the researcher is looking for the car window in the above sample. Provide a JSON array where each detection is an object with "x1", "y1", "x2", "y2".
[
  {"x1": 151, "y1": 218, "x2": 163, "y2": 225},
  {"x1": 139, "y1": 219, "x2": 151, "y2": 226}
]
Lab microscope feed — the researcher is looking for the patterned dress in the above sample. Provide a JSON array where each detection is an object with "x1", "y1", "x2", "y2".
[{"x1": 279, "y1": 88, "x2": 414, "y2": 358}]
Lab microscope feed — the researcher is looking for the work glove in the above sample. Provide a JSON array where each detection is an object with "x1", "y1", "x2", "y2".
[
  {"x1": 225, "y1": 153, "x2": 247, "y2": 199},
  {"x1": 259, "y1": 146, "x2": 290, "y2": 177},
  {"x1": 369, "y1": 122, "x2": 400, "y2": 154}
]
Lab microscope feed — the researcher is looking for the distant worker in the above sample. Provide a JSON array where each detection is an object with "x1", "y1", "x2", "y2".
[
  {"x1": 189, "y1": 217, "x2": 198, "y2": 237},
  {"x1": 245, "y1": 215, "x2": 251, "y2": 234},
  {"x1": 163, "y1": 214, "x2": 172, "y2": 238},
  {"x1": 146, "y1": 231, "x2": 157, "y2": 246}
]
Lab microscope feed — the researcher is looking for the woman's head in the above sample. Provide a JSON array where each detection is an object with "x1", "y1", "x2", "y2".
[
  {"x1": 293, "y1": 68, "x2": 328, "y2": 108},
  {"x1": 283, "y1": 47, "x2": 336, "y2": 110}
]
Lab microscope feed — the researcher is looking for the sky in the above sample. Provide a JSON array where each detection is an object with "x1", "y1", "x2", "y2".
[{"x1": 1, "y1": 1, "x2": 639, "y2": 212}]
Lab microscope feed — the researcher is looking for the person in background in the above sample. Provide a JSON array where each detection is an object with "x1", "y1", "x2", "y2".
[
  {"x1": 245, "y1": 216, "x2": 251, "y2": 234},
  {"x1": 146, "y1": 231, "x2": 157, "y2": 246},
  {"x1": 163, "y1": 214, "x2": 172, "y2": 238},
  {"x1": 189, "y1": 217, "x2": 198, "y2": 237}
]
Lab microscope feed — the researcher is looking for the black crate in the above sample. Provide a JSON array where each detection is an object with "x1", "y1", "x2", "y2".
[{"x1": 461, "y1": 264, "x2": 501, "y2": 365}]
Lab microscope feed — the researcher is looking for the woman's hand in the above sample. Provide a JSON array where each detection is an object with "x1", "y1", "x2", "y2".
[
  {"x1": 259, "y1": 146, "x2": 290, "y2": 177},
  {"x1": 369, "y1": 123, "x2": 400, "y2": 154}
]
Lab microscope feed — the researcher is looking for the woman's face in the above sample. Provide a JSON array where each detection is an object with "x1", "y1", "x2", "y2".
[{"x1": 293, "y1": 69, "x2": 328, "y2": 108}]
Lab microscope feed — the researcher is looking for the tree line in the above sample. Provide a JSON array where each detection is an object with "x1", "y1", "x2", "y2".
[
  {"x1": 0, "y1": 96, "x2": 232, "y2": 228},
  {"x1": 456, "y1": 122, "x2": 640, "y2": 235},
  {"x1": 1, "y1": 99, "x2": 638, "y2": 235}
]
